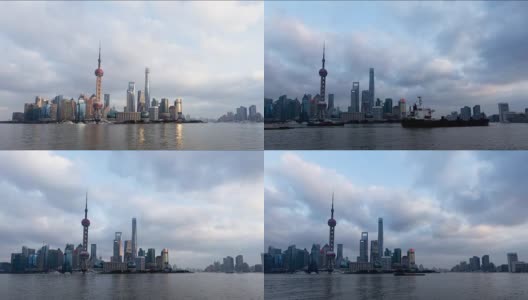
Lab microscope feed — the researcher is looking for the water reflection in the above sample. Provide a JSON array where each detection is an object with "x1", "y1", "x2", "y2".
[{"x1": 175, "y1": 124, "x2": 183, "y2": 149}]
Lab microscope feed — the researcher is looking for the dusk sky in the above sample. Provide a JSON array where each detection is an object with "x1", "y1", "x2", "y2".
[
  {"x1": 265, "y1": 151, "x2": 528, "y2": 269},
  {"x1": 0, "y1": 151, "x2": 263, "y2": 269},
  {"x1": 0, "y1": 1, "x2": 263, "y2": 120},
  {"x1": 265, "y1": 1, "x2": 528, "y2": 117}
]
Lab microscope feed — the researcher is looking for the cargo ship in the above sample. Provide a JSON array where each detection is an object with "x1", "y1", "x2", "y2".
[
  {"x1": 307, "y1": 120, "x2": 345, "y2": 127},
  {"x1": 401, "y1": 97, "x2": 489, "y2": 128}
]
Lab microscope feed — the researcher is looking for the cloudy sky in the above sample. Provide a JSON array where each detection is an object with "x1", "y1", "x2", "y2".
[
  {"x1": 265, "y1": 1, "x2": 528, "y2": 117},
  {"x1": 0, "y1": 1, "x2": 263, "y2": 120},
  {"x1": 0, "y1": 151, "x2": 263, "y2": 269},
  {"x1": 265, "y1": 151, "x2": 528, "y2": 268}
]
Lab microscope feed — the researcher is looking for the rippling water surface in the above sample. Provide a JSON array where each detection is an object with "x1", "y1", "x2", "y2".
[
  {"x1": 265, "y1": 273, "x2": 528, "y2": 300},
  {"x1": 0, "y1": 273, "x2": 263, "y2": 300},
  {"x1": 0, "y1": 123, "x2": 263, "y2": 150},
  {"x1": 265, "y1": 123, "x2": 528, "y2": 150}
]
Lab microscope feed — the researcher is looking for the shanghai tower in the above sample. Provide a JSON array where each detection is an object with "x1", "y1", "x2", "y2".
[
  {"x1": 369, "y1": 68, "x2": 375, "y2": 109},
  {"x1": 378, "y1": 217, "x2": 383, "y2": 264},
  {"x1": 132, "y1": 217, "x2": 137, "y2": 261},
  {"x1": 144, "y1": 68, "x2": 150, "y2": 112}
]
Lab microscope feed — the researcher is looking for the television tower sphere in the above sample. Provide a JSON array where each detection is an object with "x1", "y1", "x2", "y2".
[
  {"x1": 328, "y1": 218, "x2": 336, "y2": 227},
  {"x1": 95, "y1": 68, "x2": 104, "y2": 77},
  {"x1": 319, "y1": 68, "x2": 328, "y2": 77},
  {"x1": 80, "y1": 250, "x2": 90, "y2": 259},
  {"x1": 82, "y1": 218, "x2": 91, "y2": 227}
]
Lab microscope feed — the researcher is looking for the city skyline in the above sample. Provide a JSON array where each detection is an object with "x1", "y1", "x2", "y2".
[
  {"x1": 0, "y1": 1, "x2": 263, "y2": 120},
  {"x1": 0, "y1": 151, "x2": 263, "y2": 268},
  {"x1": 264, "y1": 1, "x2": 528, "y2": 117},
  {"x1": 264, "y1": 151, "x2": 528, "y2": 268}
]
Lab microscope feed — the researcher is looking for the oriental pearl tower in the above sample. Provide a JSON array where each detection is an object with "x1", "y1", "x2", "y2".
[
  {"x1": 80, "y1": 193, "x2": 90, "y2": 272},
  {"x1": 326, "y1": 193, "x2": 336, "y2": 273},
  {"x1": 93, "y1": 43, "x2": 104, "y2": 123},
  {"x1": 317, "y1": 43, "x2": 328, "y2": 120}
]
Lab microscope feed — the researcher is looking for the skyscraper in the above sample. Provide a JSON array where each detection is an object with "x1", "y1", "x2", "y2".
[
  {"x1": 175, "y1": 98, "x2": 183, "y2": 119},
  {"x1": 137, "y1": 90, "x2": 145, "y2": 113},
  {"x1": 369, "y1": 68, "x2": 375, "y2": 109},
  {"x1": 507, "y1": 253, "x2": 518, "y2": 272},
  {"x1": 370, "y1": 240, "x2": 378, "y2": 263},
  {"x1": 326, "y1": 193, "x2": 336, "y2": 272},
  {"x1": 378, "y1": 218, "x2": 383, "y2": 265},
  {"x1": 132, "y1": 218, "x2": 137, "y2": 261},
  {"x1": 113, "y1": 232, "x2": 123, "y2": 263},
  {"x1": 498, "y1": 102, "x2": 509, "y2": 123},
  {"x1": 328, "y1": 94, "x2": 335, "y2": 112},
  {"x1": 90, "y1": 244, "x2": 97, "y2": 260},
  {"x1": 359, "y1": 232, "x2": 368, "y2": 263},
  {"x1": 93, "y1": 44, "x2": 104, "y2": 123},
  {"x1": 407, "y1": 249, "x2": 416, "y2": 268},
  {"x1": 318, "y1": 43, "x2": 328, "y2": 120},
  {"x1": 80, "y1": 193, "x2": 90, "y2": 272},
  {"x1": 473, "y1": 105, "x2": 481, "y2": 119},
  {"x1": 104, "y1": 94, "x2": 110, "y2": 108},
  {"x1": 336, "y1": 244, "x2": 343, "y2": 268},
  {"x1": 361, "y1": 90, "x2": 371, "y2": 114},
  {"x1": 127, "y1": 82, "x2": 136, "y2": 113},
  {"x1": 350, "y1": 82, "x2": 360, "y2": 113},
  {"x1": 144, "y1": 68, "x2": 150, "y2": 112}
]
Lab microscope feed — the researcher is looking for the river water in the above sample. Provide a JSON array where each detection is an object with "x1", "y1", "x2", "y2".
[
  {"x1": 0, "y1": 273, "x2": 263, "y2": 300},
  {"x1": 265, "y1": 273, "x2": 528, "y2": 300},
  {"x1": 265, "y1": 123, "x2": 528, "y2": 150},
  {"x1": 0, "y1": 123, "x2": 263, "y2": 150}
]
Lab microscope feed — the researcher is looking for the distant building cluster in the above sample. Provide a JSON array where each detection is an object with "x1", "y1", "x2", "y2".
[
  {"x1": 10, "y1": 46, "x2": 189, "y2": 124},
  {"x1": 1, "y1": 196, "x2": 172, "y2": 274},
  {"x1": 263, "y1": 196, "x2": 425, "y2": 274},
  {"x1": 451, "y1": 252, "x2": 528, "y2": 273},
  {"x1": 204, "y1": 254, "x2": 263, "y2": 273},
  {"x1": 217, "y1": 104, "x2": 263, "y2": 122},
  {"x1": 263, "y1": 45, "x2": 498, "y2": 123},
  {"x1": 488, "y1": 103, "x2": 528, "y2": 123}
]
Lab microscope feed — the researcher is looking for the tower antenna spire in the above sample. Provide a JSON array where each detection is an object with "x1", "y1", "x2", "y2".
[
  {"x1": 331, "y1": 192, "x2": 334, "y2": 218},
  {"x1": 322, "y1": 41, "x2": 326, "y2": 68},
  {"x1": 85, "y1": 192, "x2": 88, "y2": 218}
]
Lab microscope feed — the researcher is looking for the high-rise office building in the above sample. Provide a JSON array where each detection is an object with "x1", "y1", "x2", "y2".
[
  {"x1": 127, "y1": 82, "x2": 136, "y2": 113},
  {"x1": 249, "y1": 105, "x2": 257, "y2": 121},
  {"x1": 147, "y1": 248, "x2": 156, "y2": 264},
  {"x1": 507, "y1": 252, "x2": 518, "y2": 272},
  {"x1": 350, "y1": 82, "x2": 360, "y2": 113},
  {"x1": 482, "y1": 255, "x2": 490, "y2": 271},
  {"x1": 383, "y1": 98, "x2": 393, "y2": 114},
  {"x1": 124, "y1": 240, "x2": 132, "y2": 263},
  {"x1": 235, "y1": 255, "x2": 244, "y2": 272},
  {"x1": 407, "y1": 249, "x2": 416, "y2": 268},
  {"x1": 144, "y1": 68, "x2": 150, "y2": 112},
  {"x1": 460, "y1": 106, "x2": 471, "y2": 121},
  {"x1": 336, "y1": 244, "x2": 343, "y2": 267},
  {"x1": 132, "y1": 218, "x2": 137, "y2": 261},
  {"x1": 175, "y1": 98, "x2": 183, "y2": 119},
  {"x1": 498, "y1": 103, "x2": 509, "y2": 123},
  {"x1": 161, "y1": 248, "x2": 169, "y2": 268},
  {"x1": 137, "y1": 90, "x2": 145, "y2": 113},
  {"x1": 359, "y1": 232, "x2": 368, "y2": 263},
  {"x1": 370, "y1": 240, "x2": 378, "y2": 263},
  {"x1": 361, "y1": 90, "x2": 371, "y2": 114},
  {"x1": 113, "y1": 232, "x2": 123, "y2": 263},
  {"x1": 90, "y1": 244, "x2": 97, "y2": 262},
  {"x1": 104, "y1": 94, "x2": 110, "y2": 108},
  {"x1": 369, "y1": 68, "x2": 375, "y2": 109},
  {"x1": 378, "y1": 218, "x2": 383, "y2": 264},
  {"x1": 392, "y1": 248, "x2": 402, "y2": 265},
  {"x1": 328, "y1": 94, "x2": 335, "y2": 111},
  {"x1": 473, "y1": 105, "x2": 481, "y2": 119}
]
